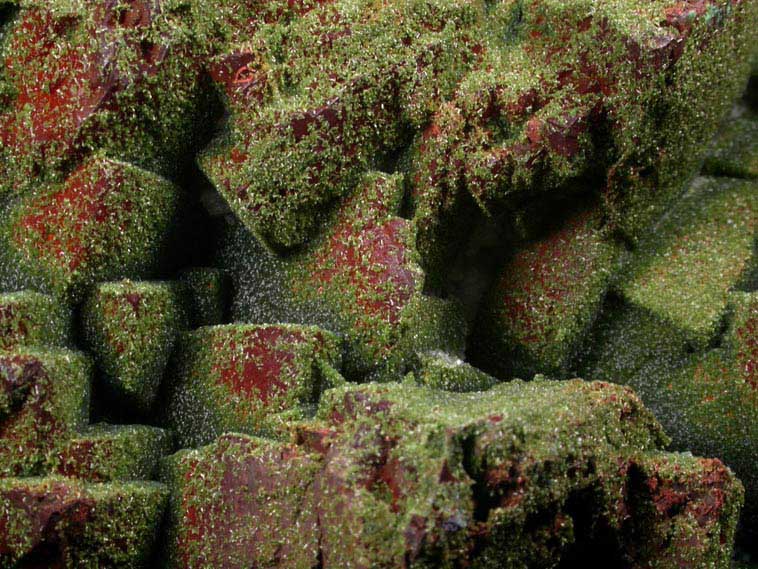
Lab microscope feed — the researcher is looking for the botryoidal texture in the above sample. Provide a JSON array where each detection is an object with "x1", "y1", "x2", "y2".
[{"x1": 0, "y1": 0, "x2": 756, "y2": 567}]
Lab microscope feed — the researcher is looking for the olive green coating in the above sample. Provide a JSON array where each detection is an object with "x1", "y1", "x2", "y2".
[
  {"x1": 621, "y1": 451, "x2": 744, "y2": 569},
  {"x1": 703, "y1": 111, "x2": 758, "y2": 179},
  {"x1": 82, "y1": 280, "x2": 186, "y2": 414},
  {"x1": 0, "y1": 156, "x2": 180, "y2": 303},
  {"x1": 0, "y1": 0, "x2": 755, "y2": 564},
  {"x1": 0, "y1": 290, "x2": 70, "y2": 350},
  {"x1": 0, "y1": 476, "x2": 168, "y2": 569},
  {"x1": 617, "y1": 176, "x2": 757, "y2": 350},
  {"x1": 222, "y1": 172, "x2": 468, "y2": 382},
  {"x1": 161, "y1": 434, "x2": 322, "y2": 569},
  {"x1": 164, "y1": 323, "x2": 343, "y2": 447},
  {"x1": 661, "y1": 292, "x2": 758, "y2": 540},
  {"x1": 413, "y1": 352, "x2": 499, "y2": 392},
  {"x1": 162, "y1": 379, "x2": 743, "y2": 568},
  {"x1": 51, "y1": 423, "x2": 174, "y2": 482},
  {"x1": 0, "y1": 347, "x2": 91, "y2": 476},
  {"x1": 195, "y1": 0, "x2": 758, "y2": 255},
  {"x1": 472, "y1": 206, "x2": 623, "y2": 379},
  {"x1": 0, "y1": 0, "x2": 211, "y2": 196},
  {"x1": 582, "y1": 293, "x2": 758, "y2": 543}
]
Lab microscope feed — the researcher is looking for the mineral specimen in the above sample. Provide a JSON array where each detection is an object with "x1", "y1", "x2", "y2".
[
  {"x1": 0, "y1": 157, "x2": 180, "y2": 301},
  {"x1": 0, "y1": 476, "x2": 168, "y2": 568},
  {"x1": 164, "y1": 323, "x2": 343, "y2": 447},
  {"x1": 0, "y1": 290, "x2": 70, "y2": 350},
  {"x1": 162, "y1": 380, "x2": 744, "y2": 568},
  {"x1": 0, "y1": 0, "x2": 755, "y2": 566},
  {"x1": 82, "y1": 280, "x2": 186, "y2": 414},
  {"x1": 0, "y1": 348, "x2": 90, "y2": 476},
  {"x1": 51, "y1": 423, "x2": 173, "y2": 482}
]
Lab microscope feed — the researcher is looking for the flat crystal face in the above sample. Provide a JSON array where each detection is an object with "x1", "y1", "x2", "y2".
[{"x1": 0, "y1": 0, "x2": 755, "y2": 567}]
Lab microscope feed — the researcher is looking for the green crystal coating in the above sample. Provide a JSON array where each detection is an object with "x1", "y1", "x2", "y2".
[
  {"x1": 0, "y1": 157, "x2": 180, "y2": 302},
  {"x1": 52, "y1": 423, "x2": 174, "y2": 482},
  {"x1": 0, "y1": 290, "x2": 70, "y2": 350},
  {"x1": 82, "y1": 280, "x2": 186, "y2": 413},
  {"x1": 0, "y1": 476, "x2": 168, "y2": 568},
  {"x1": 161, "y1": 380, "x2": 743, "y2": 568},
  {"x1": 618, "y1": 176, "x2": 757, "y2": 350},
  {"x1": 0, "y1": 347, "x2": 91, "y2": 476},
  {"x1": 164, "y1": 323, "x2": 343, "y2": 447}
]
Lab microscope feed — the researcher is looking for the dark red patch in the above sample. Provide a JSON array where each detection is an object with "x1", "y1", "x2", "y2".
[{"x1": 13, "y1": 159, "x2": 132, "y2": 273}]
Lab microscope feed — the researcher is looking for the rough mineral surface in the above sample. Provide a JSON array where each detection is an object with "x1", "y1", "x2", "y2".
[
  {"x1": 0, "y1": 348, "x2": 90, "y2": 476},
  {"x1": 52, "y1": 423, "x2": 173, "y2": 482},
  {"x1": 164, "y1": 323, "x2": 343, "y2": 447},
  {"x1": 0, "y1": 157, "x2": 180, "y2": 301},
  {"x1": 82, "y1": 280, "x2": 186, "y2": 414},
  {"x1": 0, "y1": 290, "x2": 70, "y2": 350},
  {"x1": 0, "y1": 0, "x2": 756, "y2": 566},
  {"x1": 0, "y1": 476, "x2": 168, "y2": 568},
  {"x1": 162, "y1": 380, "x2": 743, "y2": 568}
]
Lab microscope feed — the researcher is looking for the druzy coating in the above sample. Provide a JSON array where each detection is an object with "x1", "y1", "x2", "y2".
[{"x1": 0, "y1": 0, "x2": 755, "y2": 566}]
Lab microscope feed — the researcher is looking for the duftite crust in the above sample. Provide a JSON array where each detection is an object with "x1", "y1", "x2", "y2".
[
  {"x1": 223, "y1": 172, "x2": 468, "y2": 381},
  {"x1": 0, "y1": 476, "x2": 168, "y2": 568},
  {"x1": 161, "y1": 380, "x2": 743, "y2": 568},
  {"x1": 164, "y1": 323, "x2": 343, "y2": 447},
  {"x1": 52, "y1": 423, "x2": 174, "y2": 482},
  {"x1": 0, "y1": 0, "x2": 209, "y2": 194},
  {"x1": 0, "y1": 290, "x2": 70, "y2": 350},
  {"x1": 0, "y1": 0, "x2": 756, "y2": 566},
  {"x1": 82, "y1": 280, "x2": 186, "y2": 413},
  {"x1": 0, "y1": 347, "x2": 91, "y2": 476},
  {"x1": 472, "y1": 205, "x2": 622, "y2": 378},
  {"x1": 0, "y1": 156, "x2": 180, "y2": 302}
]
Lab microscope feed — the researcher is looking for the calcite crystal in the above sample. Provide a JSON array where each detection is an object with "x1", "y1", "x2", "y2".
[
  {"x1": 582, "y1": 177, "x2": 758, "y2": 542},
  {"x1": 82, "y1": 280, "x2": 186, "y2": 413},
  {"x1": 162, "y1": 380, "x2": 744, "y2": 568},
  {"x1": 616, "y1": 177, "x2": 756, "y2": 350},
  {"x1": 0, "y1": 157, "x2": 179, "y2": 301},
  {"x1": 164, "y1": 323, "x2": 343, "y2": 447},
  {"x1": 0, "y1": 290, "x2": 69, "y2": 350},
  {"x1": 223, "y1": 172, "x2": 468, "y2": 381},
  {"x1": 0, "y1": 0, "x2": 755, "y2": 566},
  {"x1": 0, "y1": 476, "x2": 168, "y2": 568},
  {"x1": 0, "y1": 0, "x2": 209, "y2": 194},
  {"x1": 0, "y1": 348, "x2": 90, "y2": 476},
  {"x1": 52, "y1": 423, "x2": 173, "y2": 482},
  {"x1": 472, "y1": 205, "x2": 622, "y2": 378}
]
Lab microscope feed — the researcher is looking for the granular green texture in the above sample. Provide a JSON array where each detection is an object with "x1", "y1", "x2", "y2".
[
  {"x1": 161, "y1": 380, "x2": 743, "y2": 568},
  {"x1": 660, "y1": 292, "x2": 758, "y2": 539},
  {"x1": 413, "y1": 351, "x2": 500, "y2": 392},
  {"x1": 223, "y1": 172, "x2": 468, "y2": 381},
  {"x1": 52, "y1": 423, "x2": 174, "y2": 482},
  {"x1": 0, "y1": 476, "x2": 168, "y2": 568},
  {"x1": 582, "y1": 229, "x2": 758, "y2": 543},
  {"x1": 0, "y1": 156, "x2": 180, "y2": 302},
  {"x1": 82, "y1": 280, "x2": 186, "y2": 413},
  {"x1": 0, "y1": 290, "x2": 70, "y2": 350},
  {"x1": 703, "y1": 112, "x2": 758, "y2": 179},
  {"x1": 196, "y1": 0, "x2": 758, "y2": 258},
  {"x1": 164, "y1": 323, "x2": 343, "y2": 447},
  {"x1": 0, "y1": 0, "x2": 755, "y2": 565},
  {"x1": 472, "y1": 206, "x2": 622, "y2": 378},
  {"x1": 618, "y1": 176, "x2": 757, "y2": 350},
  {"x1": 0, "y1": 347, "x2": 90, "y2": 476},
  {"x1": 178, "y1": 268, "x2": 229, "y2": 328},
  {"x1": 0, "y1": 0, "x2": 210, "y2": 195}
]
